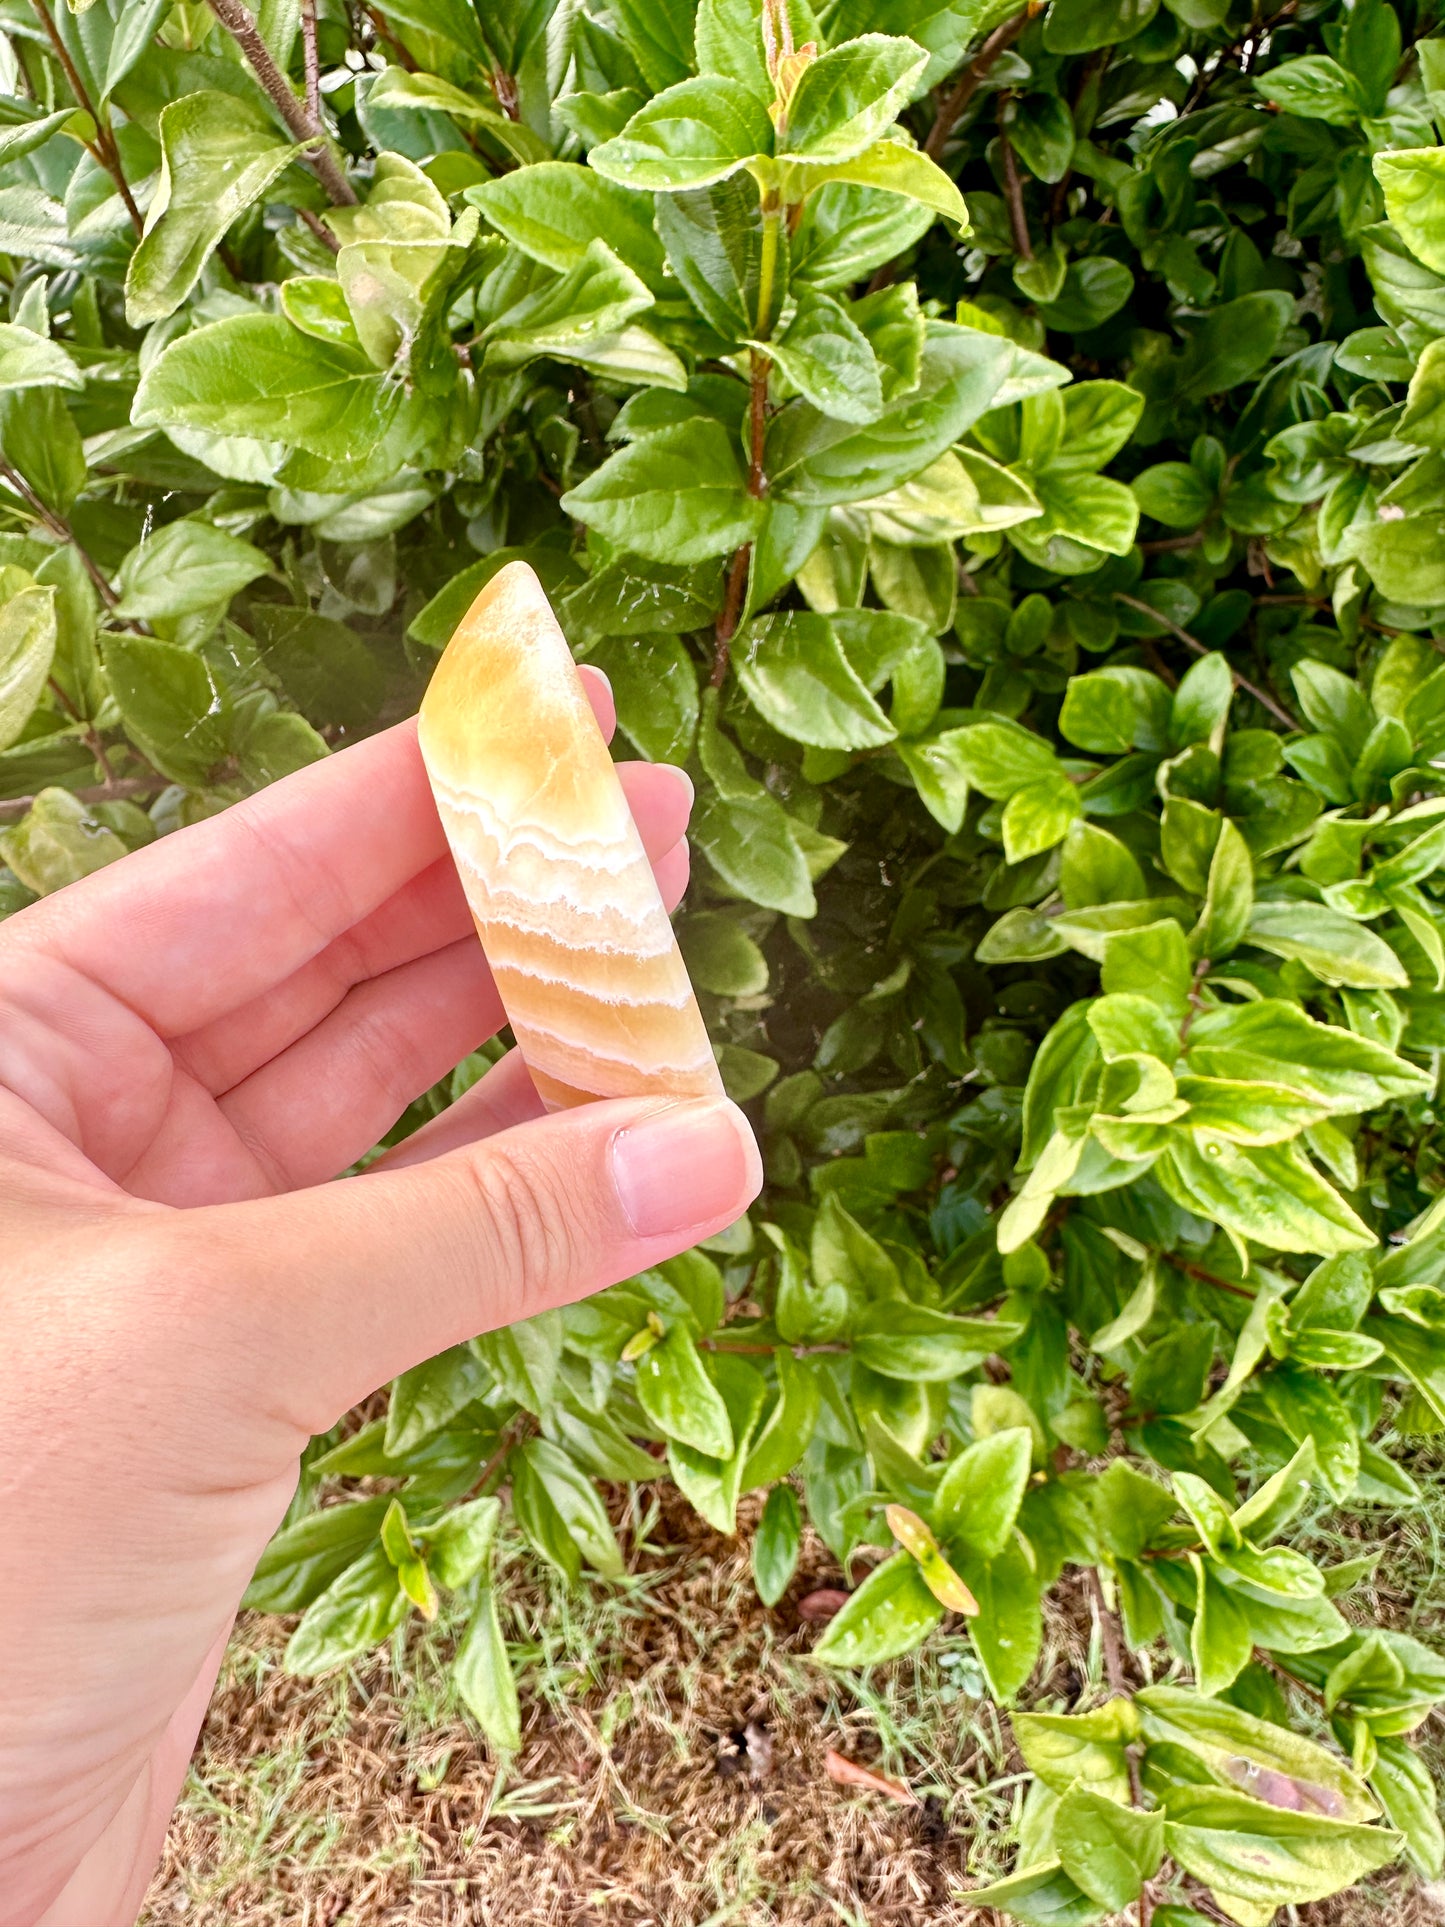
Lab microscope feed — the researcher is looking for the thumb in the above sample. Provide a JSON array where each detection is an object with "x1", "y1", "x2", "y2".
[{"x1": 204, "y1": 1093, "x2": 762, "y2": 1431}]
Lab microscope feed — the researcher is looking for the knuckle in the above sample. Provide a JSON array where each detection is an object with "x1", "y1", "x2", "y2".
[{"x1": 456, "y1": 1142, "x2": 576, "y2": 1320}]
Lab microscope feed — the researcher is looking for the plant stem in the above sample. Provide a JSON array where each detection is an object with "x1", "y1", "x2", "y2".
[
  {"x1": 298, "y1": 206, "x2": 341, "y2": 254},
  {"x1": 1162, "y1": 1252, "x2": 1255, "y2": 1302},
  {"x1": 1112, "y1": 592, "x2": 1299, "y2": 730},
  {"x1": 924, "y1": 3, "x2": 1038, "y2": 159},
  {"x1": 997, "y1": 119, "x2": 1034, "y2": 260},
  {"x1": 1089, "y1": 1564, "x2": 1128, "y2": 1695},
  {"x1": 46, "y1": 677, "x2": 115, "y2": 785},
  {"x1": 28, "y1": 0, "x2": 143, "y2": 236},
  {"x1": 0, "y1": 777, "x2": 163, "y2": 821},
  {"x1": 712, "y1": 544, "x2": 752, "y2": 688},
  {"x1": 300, "y1": 0, "x2": 320, "y2": 122},
  {"x1": 206, "y1": 0, "x2": 357, "y2": 205},
  {"x1": 365, "y1": 6, "x2": 416, "y2": 70},
  {"x1": 464, "y1": 1412, "x2": 537, "y2": 1501},
  {"x1": 0, "y1": 457, "x2": 119, "y2": 609}
]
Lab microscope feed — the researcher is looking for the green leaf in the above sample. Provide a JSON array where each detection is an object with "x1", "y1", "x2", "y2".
[
  {"x1": 1159, "y1": 1134, "x2": 1373, "y2": 1255},
  {"x1": 810, "y1": 1550, "x2": 944, "y2": 1665},
  {"x1": 968, "y1": 1861, "x2": 1108, "y2": 1927},
  {"x1": 635, "y1": 1323, "x2": 734, "y2": 1457},
  {"x1": 1371, "y1": 1738, "x2": 1445, "y2": 1878},
  {"x1": 769, "y1": 324, "x2": 1014, "y2": 505},
  {"x1": 1135, "y1": 1683, "x2": 1378, "y2": 1821},
  {"x1": 1246, "y1": 900, "x2": 1407, "y2": 989},
  {"x1": 114, "y1": 519, "x2": 270, "y2": 622},
  {"x1": 243, "y1": 1497, "x2": 391, "y2": 1613},
  {"x1": 1045, "y1": 0, "x2": 1159, "y2": 54},
  {"x1": 1162, "y1": 1786, "x2": 1400, "y2": 1912},
  {"x1": 386, "y1": 1343, "x2": 491, "y2": 1456},
  {"x1": 515, "y1": 1438, "x2": 624, "y2": 1578},
  {"x1": 1061, "y1": 667, "x2": 1171, "y2": 755},
  {"x1": 760, "y1": 290, "x2": 883, "y2": 425},
  {"x1": 1003, "y1": 774, "x2": 1083, "y2": 861},
  {"x1": 1054, "y1": 1785, "x2": 1166, "y2": 1910},
  {"x1": 283, "y1": 1545, "x2": 406, "y2": 1675},
  {"x1": 1178, "y1": 293, "x2": 1295, "y2": 400},
  {"x1": 0, "y1": 322, "x2": 83, "y2": 393},
  {"x1": 753, "y1": 1484, "x2": 802, "y2": 1606},
  {"x1": 102, "y1": 635, "x2": 231, "y2": 787},
  {"x1": 934, "y1": 1428, "x2": 1033, "y2": 1561},
  {"x1": 472, "y1": 1311, "x2": 562, "y2": 1413},
  {"x1": 125, "y1": 92, "x2": 301, "y2": 326},
  {"x1": 742, "y1": 1350, "x2": 821, "y2": 1487},
  {"x1": 562, "y1": 419, "x2": 760, "y2": 565},
  {"x1": 1374, "y1": 146, "x2": 1445, "y2": 276},
  {"x1": 779, "y1": 36, "x2": 928, "y2": 166},
  {"x1": 788, "y1": 138, "x2": 967, "y2": 227},
  {"x1": 1014, "y1": 1699, "x2": 1139, "y2": 1804},
  {"x1": 1195, "y1": 818, "x2": 1255, "y2": 959},
  {"x1": 854, "y1": 1303, "x2": 1020, "y2": 1379},
  {"x1": 1255, "y1": 56, "x2": 1365, "y2": 125},
  {"x1": 967, "y1": 1539, "x2": 1044, "y2": 1699},
  {"x1": 0, "y1": 586, "x2": 57, "y2": 753},
  {"x1": 0, "y1": 787, "x2": 125, "y2": 895},
  {"x1": 590, "y1": 76, "x2": 772, "y2": 191},
  {"x1": 452, "y1": 1582, "x2": 521, "y2": 1755},
  {"x1": 134, "y1": 313, "x2": 406, "y2": 464},
  {"x1": 734, "y1": 610, "x2": 895, "y2": 748}
]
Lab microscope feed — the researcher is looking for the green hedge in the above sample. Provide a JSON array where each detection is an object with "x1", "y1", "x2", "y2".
[{"x1": 5, "y1": 0, "x2": 1445, "y2": 1916}]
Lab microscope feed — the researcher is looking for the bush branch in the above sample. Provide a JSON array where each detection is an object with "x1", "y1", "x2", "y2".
[
  {"x1": 0, "y1": 777, "x2": 164, "y2": 822},
  {"x1": 1112, "y1": 593, "x2": 1299, "y2": 730},
  {"x1": 206, "y1": 0, "x2": 357, "y2": 205},
  {"x1": 997, "y1": 117, "x2": 1034, "y2": 261},
  {"x1": 712, "y1": 545, "x2": 751, "y2": 688},
  {"x1": 924, "y1": 4, "x2": 1039, "y2": 159},
  {"x1": 29, "y1": 0, "x2": 143, "y2": 235},
  {"x1": 0, "y1": 457, "x2": 119, "y2": 610}
]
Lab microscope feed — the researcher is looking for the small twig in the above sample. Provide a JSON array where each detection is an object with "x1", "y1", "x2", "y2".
[
  {"x1": 463, "y1": 1412, "x2": 537, "y2": 1502},
  {"x1": 0, "y1": 777, "x2": 164, "y2": 822},
  {"x1": 712, "y1": 545, "x2": 751, "y2": 689},
  {"x1": 1112, "y1": 593, "x2": 1299, "y2": 730},
  {"x1": 1164, "y1": 1257, "x2": 1255, "y2": 1302},
  {"x1": 365, "y1": 5, "x2": 416, "y2": 70},
  {"x1": 490, "y1": 64, "x2": 520, "y2": 120},
  {"x1": 997, "y1": 117, "x2": 1033, "y2": 260},
  {"x1": 29, "y1": 0, "x2": 143, "y2": 235},
  {"x1": 297, "y1": 206, "x2": 341, "y2": 254},
  {"x1": 206, "y1": 0, "x2": 357, "y2": 204},
  {"x1": 1138, "y1": 530, "x2": 1207, "y2": 554},
  {"x1": 0, "y1": 457, "x2": 119, "y2": 609},
  {"x1": 1089, "y1": 1565, "x2": 1129, "y2": 1695},
  {"x1": 300, "y1": 0, "x2": 320, "y2": 123},
  {"x1": 46, "y1": 677, "x2": 115, "y2": 784},
  {"x1": 924, "y1": 3, "x2": 1039, "y2": 159},
  {"x1": 747, "y1": 350, "x2": 769, "y2": 500}
]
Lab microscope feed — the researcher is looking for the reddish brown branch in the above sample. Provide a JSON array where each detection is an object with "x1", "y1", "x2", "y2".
[
  {"x1": 924, "y1": 4, "x2": 1039, "y2": 159},
  {"x1": 206, "y1": 0, "x2": 357, "y2": 204},
  {"x1": 1113, "y1": 593, "x2": 1299, "y2": 730},
  {"x1": 997, "y1": 119, "x2": 1033, "y2": 260},
  {"x1": 29, "y1": 0, "x2": 143, "y2": 235}
]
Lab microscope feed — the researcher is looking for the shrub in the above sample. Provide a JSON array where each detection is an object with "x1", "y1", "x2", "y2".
[{"x1": 5, "y1": 0, "x2": 1445, "y2": 1916}]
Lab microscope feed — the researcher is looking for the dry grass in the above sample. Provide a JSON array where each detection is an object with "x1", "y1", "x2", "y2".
[{"x1": 142, "y1": 1472, "x2": 1445, "y2": 1927}]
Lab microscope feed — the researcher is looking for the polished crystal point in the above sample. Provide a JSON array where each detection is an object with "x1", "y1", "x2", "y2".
[{"x1": 418, "y1": 560, "x2": 722, "y2": 1110}]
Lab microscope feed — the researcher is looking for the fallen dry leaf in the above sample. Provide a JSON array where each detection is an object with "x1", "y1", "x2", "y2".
[
  {"x1": 824, "y1": 1749, "x2": 919, "y2": 1807},
  {"x1": 796, "y1": 1588, "x2": 851, "y2": 1623}
]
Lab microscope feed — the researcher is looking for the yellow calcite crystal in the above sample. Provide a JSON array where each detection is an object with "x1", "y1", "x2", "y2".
[{"x1": 418, "y1": 560, "x2": 722, "y2": 1110}]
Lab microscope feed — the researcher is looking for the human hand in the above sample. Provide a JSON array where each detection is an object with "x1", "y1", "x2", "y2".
[{"x1": 0, "y1": 681, "x2": 761, "y2": 1927}]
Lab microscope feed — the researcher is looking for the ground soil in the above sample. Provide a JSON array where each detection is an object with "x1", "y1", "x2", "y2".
[{"x1": 143, "y1": 1486, "x2": 1444, "y2": 1927}]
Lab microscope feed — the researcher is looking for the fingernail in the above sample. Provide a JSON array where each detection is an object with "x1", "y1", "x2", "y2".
[
  {"x1": 611, "y1": 1099, "x2": 762, "y2": 1239},
  {"x1": 671, "y1": 766, "x2": 695, "y2": 806}
]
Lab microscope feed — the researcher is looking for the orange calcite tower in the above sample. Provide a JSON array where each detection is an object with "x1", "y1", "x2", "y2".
[{"x1": 418, "y1": 560, "x2": 722, "y2": 1110}]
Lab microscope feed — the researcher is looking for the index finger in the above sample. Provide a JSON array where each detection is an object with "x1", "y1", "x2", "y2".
[{"x1": 7, "y1": 668, "x2": 621, "y2": 1040}]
